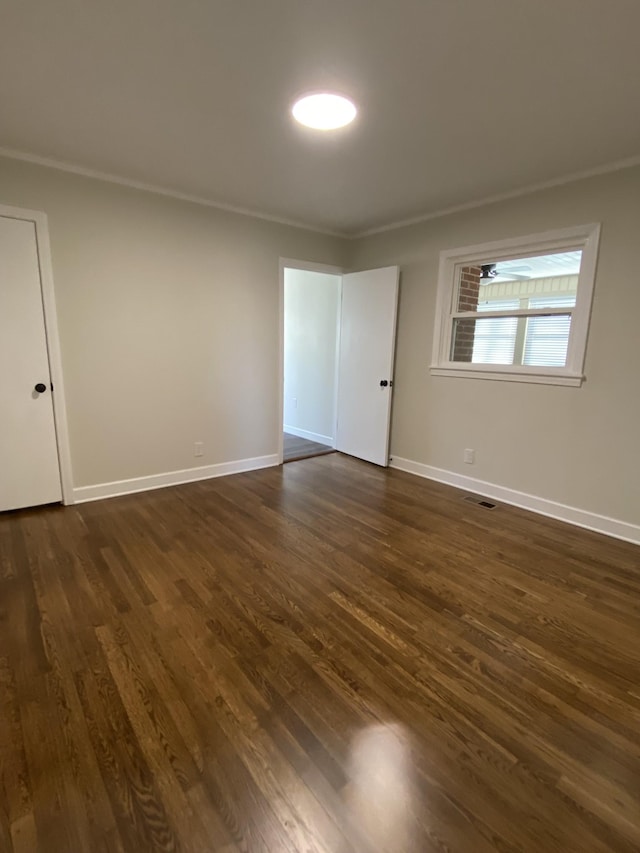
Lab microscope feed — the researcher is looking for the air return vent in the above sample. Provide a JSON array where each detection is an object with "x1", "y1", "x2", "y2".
[{"x1": 463, "y1": 495, "x2": 497, "y2": 510}]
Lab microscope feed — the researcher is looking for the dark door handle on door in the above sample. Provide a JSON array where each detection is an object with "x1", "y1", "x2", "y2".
[
  {"x1": 34, "y1": 383, "x2": 47, "y2": 393},
  {"x1": 379, "y1": 380, "x2": 389, "y2": 387}
]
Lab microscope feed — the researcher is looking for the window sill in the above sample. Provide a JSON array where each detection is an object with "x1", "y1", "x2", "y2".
[{"x1": 430, "y1": 365, "x2": 584, "y2": 386}]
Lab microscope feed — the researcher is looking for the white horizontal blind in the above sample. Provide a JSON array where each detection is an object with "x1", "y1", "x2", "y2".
[
  {"x1": 473, "y1": 298, "x2": 519, "y2": 364},
  {"x1": 523, "y1": 297, "x2": 575, "y2": 367}
]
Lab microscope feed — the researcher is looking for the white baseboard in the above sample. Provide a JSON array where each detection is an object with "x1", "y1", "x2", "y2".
[
  {"x1": 389, "y1": 456, "x2": 640, "y2": 546},
  {"x1": 283, "y1": 425, "x2": 334, "y2": 447},
  {"x1": 72, "y1": 454, "x2": 279, "y2": 504}
]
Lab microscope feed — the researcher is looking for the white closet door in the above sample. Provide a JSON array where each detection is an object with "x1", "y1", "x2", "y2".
[{"x1": 0, "y1": 215, "x2": 62, "y2": 511}]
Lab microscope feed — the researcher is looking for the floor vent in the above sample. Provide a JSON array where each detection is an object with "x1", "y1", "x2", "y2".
[{"x1": 463, "y1": 495, "x2": 497, "y2": 509}]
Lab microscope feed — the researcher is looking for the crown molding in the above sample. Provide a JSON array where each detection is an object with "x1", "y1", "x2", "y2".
[
  {"x1": 2, "y1": 146, "x2": 640, "y2": 242},
  {"x1": 352, "y1": 154, "x2": 640, "y2": 239},
  {"x1": 0, "y1": 146, "x2": 346, "y2": 238}
]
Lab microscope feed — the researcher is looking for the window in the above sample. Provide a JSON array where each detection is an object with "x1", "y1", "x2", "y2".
[{"x1": 431, "y1": 224, "x2": 600, "y2": 386}]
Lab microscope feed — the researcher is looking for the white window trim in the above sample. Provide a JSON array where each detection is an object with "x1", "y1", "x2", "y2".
[{"x1": 430, "y1": 223, "x2": 601, "y2": 386}]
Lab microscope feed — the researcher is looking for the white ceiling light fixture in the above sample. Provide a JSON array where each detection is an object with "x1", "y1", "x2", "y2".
[{"x1": 292, "y1": 92, "x2": 357, "y2": 130}]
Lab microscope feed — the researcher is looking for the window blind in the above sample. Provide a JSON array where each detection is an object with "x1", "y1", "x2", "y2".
[
  {"x1": 523, "y1": 314, "x2": 572, "y2": 366},
  {"x1": 473, "y1": 299, "x2": 519, "y2": 364},
  {"x1": 523, "y1": 296, "x2": 575, "y2": 367}
]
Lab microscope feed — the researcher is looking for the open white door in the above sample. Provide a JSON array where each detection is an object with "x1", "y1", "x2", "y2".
[
  {"x1": 0, "y1": 215, "x2": 62, "y2": 511},
  {"x1": 336, "y1": 266, "x2": 399, "y2": 466}
]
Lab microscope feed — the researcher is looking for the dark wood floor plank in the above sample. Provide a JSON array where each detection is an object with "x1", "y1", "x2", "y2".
[
  {"x1": 1, "y1": 453, "x2": 639, "y2": 851},
  {"x1": 94, "y1": 623, "x2": 214, "y2": 852},
  {"x1": 74, "y1": 661, "x2": 179, "y2": 853},
  {"x1": 0, "y1": 656, "x2": 37, "y2": 851}
]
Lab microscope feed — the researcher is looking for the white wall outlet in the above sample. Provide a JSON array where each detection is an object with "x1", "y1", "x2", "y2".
[
  {"x1": 464, "y1": 448, "x2": 475, "y2": 464},
  {"x1": 194, "y1": 442, "x2": 204, "y2": 457},
  {"x1": 292, "y1": 397, "x2": 297, "y2": 409}
]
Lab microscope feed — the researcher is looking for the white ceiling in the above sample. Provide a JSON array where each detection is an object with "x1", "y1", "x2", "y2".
[
  {"x1": 497, "y1": 251, "x2": 582, "y2": 280},
  {"x1": 2, "y1": 0, "x2": 640, "y2": 236}
]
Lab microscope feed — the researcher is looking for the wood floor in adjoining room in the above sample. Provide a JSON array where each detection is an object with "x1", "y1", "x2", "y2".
[
  {"x1": 1, "y1": 455, "x2": 639, "y2": 853},
  {"x1": 283, "y1": 432, "x2": 334, "y2": 462}
]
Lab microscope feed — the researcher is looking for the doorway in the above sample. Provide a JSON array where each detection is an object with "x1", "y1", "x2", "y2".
[
  {"x1": 279, "y1": 259, "x2": 400, "y2": 468},
  {"x1": 282, "y1": 264, "x2": 341, "y2": 462}
]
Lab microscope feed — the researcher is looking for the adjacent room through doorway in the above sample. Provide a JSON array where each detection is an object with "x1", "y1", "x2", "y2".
[
  {"x1": 280, "y1": 261, "x2": 399, "y2": 466},
  {"x1": 282, "y1": 266, "x2": 341, "y2": 462}
]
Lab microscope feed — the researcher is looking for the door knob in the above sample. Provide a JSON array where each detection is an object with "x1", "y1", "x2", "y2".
[
  {"x1": 34, "y1": 383, "x2": 47, "y2": 393},
  {"x1": 379, "y1": 380, "x2": 389, "y2": 387}
]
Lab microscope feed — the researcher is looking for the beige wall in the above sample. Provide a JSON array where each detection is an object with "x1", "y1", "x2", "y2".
[
  {"x1": 0, "y1": 156, "x2": 346, "y2": 487},
  {"x1": 284, "y1": 269, "x2": 340, "y2": 442},
  {"x1": 3, "y1": 154, "x2": 638, "y2": 529},
  {"x1": 350, "y1": 166, "x2": 640, "y2": 527}
]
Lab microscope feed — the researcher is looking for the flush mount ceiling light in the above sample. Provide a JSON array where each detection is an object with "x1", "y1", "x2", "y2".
[{"x1": 291, "y1": 93, "x2": 357, "y2": 130}]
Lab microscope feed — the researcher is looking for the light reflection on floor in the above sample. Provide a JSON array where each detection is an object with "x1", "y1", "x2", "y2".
[{"x1": 343, "y1": 722, "x2": 419, "y2": 852}]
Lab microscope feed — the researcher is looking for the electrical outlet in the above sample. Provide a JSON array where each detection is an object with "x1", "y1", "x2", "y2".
[
  {"x1": 464, "y1": 448, "x2": 475, "y2": 464},
  {"x1": 292, "y1": 397, "x2": 297, "y2": 409},
  {"x1": 194, "y1": 442, "x2": 204, "y2": 457}
]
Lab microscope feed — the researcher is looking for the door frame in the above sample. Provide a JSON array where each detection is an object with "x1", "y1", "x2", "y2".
[
  {"x1": 278, "y1": 258, "x2": 344, "y2": 465},
  {"x1": 1, "y1": 203, "x2": 74, "y2": 505}
]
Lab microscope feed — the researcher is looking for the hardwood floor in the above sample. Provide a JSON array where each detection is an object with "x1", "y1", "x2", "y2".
[
  {"x1": 1, "y1": 454, "x2": 639, "y2": 852},
  {"x1": 283, "y1": 432, "x2": 334, "y2": 463}
]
